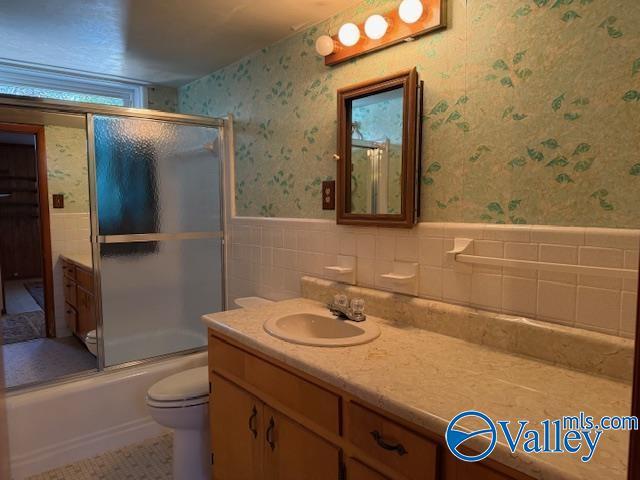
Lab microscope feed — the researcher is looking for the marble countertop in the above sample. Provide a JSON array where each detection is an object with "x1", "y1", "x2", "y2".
[
  {"x1": 202, "y1": 299, "x2": 631, "y2": 480},
  {"x1": 60, "y1": 253, "x2": 93, "y2": 270}
]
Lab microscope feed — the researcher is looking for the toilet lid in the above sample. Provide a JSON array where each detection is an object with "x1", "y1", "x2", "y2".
[
  {"x1": 234, "y1": 296, "x2": 274, "y2": 309},
  {"x1": 85, "y1": 330, "x2": 97, "y2": 344},
  {"x1": 147, "y1": 366, "x2": 209, "y2": 402}
]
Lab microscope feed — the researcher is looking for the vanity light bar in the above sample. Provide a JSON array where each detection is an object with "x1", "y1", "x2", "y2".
[{"x1": 315, "y1": 0, "x2": 447, "y2": 66}]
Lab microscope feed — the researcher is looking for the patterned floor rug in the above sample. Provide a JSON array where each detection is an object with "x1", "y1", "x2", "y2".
[
  {"x1": 24, "y1": 280, "x2": 45, "y2": 310},
  {"x1": 0, "y1": 311, "x2": 46, "y2": 345}
]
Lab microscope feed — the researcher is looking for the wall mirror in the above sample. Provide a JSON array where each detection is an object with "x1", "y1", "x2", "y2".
[{"x1": 337, "y1": 68, "x2": 422, "y2": 228}]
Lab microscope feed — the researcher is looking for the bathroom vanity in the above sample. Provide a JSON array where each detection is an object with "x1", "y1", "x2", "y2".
[
  {"x1": 206, "y1": 330, "x2": 528, "y2": 480},
  {"x1": 203, "y1": 278, "x2": 632, "y2": 480},
  {"x1": 61, "y1": 254, "x2": 96, "y2": 338}
]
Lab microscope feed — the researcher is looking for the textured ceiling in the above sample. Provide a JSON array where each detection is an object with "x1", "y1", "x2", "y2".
[{"x1": 0, "y1": 0, "x2": 360, "y2": 86}]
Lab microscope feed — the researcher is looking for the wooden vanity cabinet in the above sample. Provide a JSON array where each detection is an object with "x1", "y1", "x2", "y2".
[
  {"x1": 62, "y1": 259, "x2": 96, "y2": 337},
  {"x1": 210, "y1": 372, "x2": 340, "y2": 480},
  {"x1": 211, "y1": 374, "x2": 263, "y2": 480},
  {"x1": 208, "y1": 332, "x2": 533, "y2": 480}
]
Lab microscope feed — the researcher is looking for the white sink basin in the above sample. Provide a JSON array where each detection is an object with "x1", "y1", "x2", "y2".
[{"x1": 263, "y1": 312, "x2": 380, "y2": 347}]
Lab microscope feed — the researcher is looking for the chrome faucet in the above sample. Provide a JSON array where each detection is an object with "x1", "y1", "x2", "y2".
[{"x1": 327, "y1": 294, "x2": 366, "y2": 322}]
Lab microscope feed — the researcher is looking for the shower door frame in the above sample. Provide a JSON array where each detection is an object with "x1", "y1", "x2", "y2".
[
  {"x1": 87, "y1": 112, "x2": 227, "y2": 370},
  {"x1": 0, "y1": 94, "x2": 229, "y2": 387}
]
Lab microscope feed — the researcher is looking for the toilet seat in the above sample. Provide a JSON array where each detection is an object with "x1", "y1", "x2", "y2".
[{"x1": 146, "y1": 366, "x2": 209, "y2": 409}]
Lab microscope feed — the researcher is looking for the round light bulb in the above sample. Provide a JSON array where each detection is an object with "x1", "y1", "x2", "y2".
[
  {"x1": 364, "y1": 14, "x2": 389, "y2": 40},
  {"x1": 398, "y1": 0, "x2": 424, "y2": 24},
  {"x1": 338, "y1": 23, "x2": 360, "y2": 47},
  {"x1": 315, "y1": 35, "x2": 335, "y2": 56}
]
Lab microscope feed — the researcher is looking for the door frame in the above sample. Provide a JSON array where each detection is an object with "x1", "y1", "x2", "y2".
[
  {"x1": 0, "y1": 123, "x2": 55, "y2": 338},
  {"x1": 629, "y1": 256, "x2": 640, "y2": 479}
]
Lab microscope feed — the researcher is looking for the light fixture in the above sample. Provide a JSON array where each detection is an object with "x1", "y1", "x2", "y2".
[
  {"x1": 364, "y1": 14, "x2": 389, "y2": 40},
  {"x1": 338, "y1": 23, "x2": 360, "y2": 47},
  {"x1": 398, "y1": 0, "x2": 424, "y2": 24},
  {"x1": 315, "y1": 35, "x2": 335, "y2": 56}
]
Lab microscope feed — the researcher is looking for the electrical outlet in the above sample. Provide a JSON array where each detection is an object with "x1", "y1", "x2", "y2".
[{"x1": 322, "y1": 181, "x2": 335, "y2": 210}]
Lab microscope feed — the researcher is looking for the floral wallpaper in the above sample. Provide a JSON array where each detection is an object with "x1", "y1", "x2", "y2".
[
  {"x1": 45, "y1": 125, "x2": 90, "y2": 213},
  {"x1": 179, "y1": 0, "x2": 640, "y2": 228},
  {"x1": 147, "y1": 86, "x2": 178, "y2": 113}
]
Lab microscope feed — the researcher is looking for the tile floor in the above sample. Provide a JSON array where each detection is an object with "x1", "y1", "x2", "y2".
[
  {"x1": 2, "y1": 336, "x2": 96, "y2": 388},
  {"x1": 27, "y1": 434, "x2": 172, "y2": 480}
]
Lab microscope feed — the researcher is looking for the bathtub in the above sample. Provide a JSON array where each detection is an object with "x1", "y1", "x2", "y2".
[{"x1": 6, "y1": 351, "x2": 207, "y2": 479}]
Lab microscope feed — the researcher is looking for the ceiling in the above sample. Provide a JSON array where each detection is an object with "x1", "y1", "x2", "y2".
[{"x1": 0, "y1": 0, "x2": 360, "y2": 87}]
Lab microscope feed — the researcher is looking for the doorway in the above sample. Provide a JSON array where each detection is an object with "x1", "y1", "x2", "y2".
[{"x1": 0, "y1": 123, "x2": 55, "y2": 346}]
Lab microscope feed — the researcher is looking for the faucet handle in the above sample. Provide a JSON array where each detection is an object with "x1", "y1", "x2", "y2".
[
  {"x1": 350, "y1": 298, "x2": 365, "y2": 316},
  {"x1": 334, "y1": 294, "x2": 348, "y2": 308}
]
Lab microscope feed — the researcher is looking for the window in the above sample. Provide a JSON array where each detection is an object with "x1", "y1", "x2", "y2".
[{"x1": 0, "y1": 64, "x2": 145, "y2": 108}]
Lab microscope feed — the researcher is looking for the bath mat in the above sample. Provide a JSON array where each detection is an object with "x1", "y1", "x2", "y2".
[
  {"x1": 24, "y1": 280, "x2": 45, "y2": 310},
  {"x1": 0, "y1": 311, "x2": 46, "y2": 345}
]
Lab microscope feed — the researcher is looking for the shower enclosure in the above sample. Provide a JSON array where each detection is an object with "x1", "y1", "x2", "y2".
[
  {"x1": 90, "y1": 114, "x2": 225, "y2": 368},
  {"x1": 0, "y1": 94, "x2": 228, "y2": 383}
]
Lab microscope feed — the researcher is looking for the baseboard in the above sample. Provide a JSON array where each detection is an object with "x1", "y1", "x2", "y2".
[{"x1": 10, "y1": 417, "x2": 168, "y2": 479}]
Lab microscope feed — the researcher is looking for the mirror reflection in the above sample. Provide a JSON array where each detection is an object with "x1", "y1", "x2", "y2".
[{"x1": 349, "y1": 87, "x2": 404, "y2": 215}]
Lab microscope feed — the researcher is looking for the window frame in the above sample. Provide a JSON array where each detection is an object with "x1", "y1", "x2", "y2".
[{"x1": 0, "y1": 64, "x2": 145, "y2": 108}]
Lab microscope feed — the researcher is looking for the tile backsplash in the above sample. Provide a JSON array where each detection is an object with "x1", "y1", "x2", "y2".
[{"x1": 228, "y1": 217, "x2": 639, "y2": 338}]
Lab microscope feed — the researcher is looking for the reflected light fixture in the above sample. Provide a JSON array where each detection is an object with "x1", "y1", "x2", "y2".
[
  {"x1": 364, "y1": 14, "x2": 389, "y2": 40},
  {"x1": 315, "y1": 35, "x2": 335, "y2": 56},
  {"x1": 338, "y1": 23, "x2": 360, "y2": 47},
  {"x1": 398, "y1": 0, "x2": 424, "y2": 24}
]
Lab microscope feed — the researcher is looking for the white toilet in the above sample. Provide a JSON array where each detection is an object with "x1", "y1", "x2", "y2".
[
  {"x1": 146, "y1": 367, "x2": 210, "y2": 480},
  {"x1": 84, "y1": 329, "x2": 98, "y2": 356}
]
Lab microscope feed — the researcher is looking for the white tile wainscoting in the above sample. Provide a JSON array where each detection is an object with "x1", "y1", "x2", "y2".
[
  {"x1": 49, "y1": 212, "x2": 92, "y2": 336},
  {"x1": 228, "y1": 218, "x2": 640, "y2": 338}
]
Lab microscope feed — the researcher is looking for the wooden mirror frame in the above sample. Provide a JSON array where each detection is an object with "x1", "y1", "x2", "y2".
[{"x1": 336, "y1": 68, "x2": 422, "y2": 228}]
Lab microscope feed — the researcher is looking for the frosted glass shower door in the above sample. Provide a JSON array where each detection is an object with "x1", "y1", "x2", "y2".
[{"x1": 92, "y1": 115, "x2": 224, "y2": 367}]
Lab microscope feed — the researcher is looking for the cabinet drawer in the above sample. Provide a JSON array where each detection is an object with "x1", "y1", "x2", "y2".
[
  {"x1": 62, "y1": 261, "x2": 76, "y2": 280},
  {"x1": 209, "y1": 335, "x2": 340, "y2": 435},
  {"x1": 64, "y1": 303, "x2": 77, "y2": 332},
  {"x1": 347, "y1": 402, "x2": 437, "y2": 480},
  {"x1": 63, "y1": 279, "x2": 77, "y2": 307},
  {"x1": 76, "y1": 267, "x2": 93, "y2": 292}
]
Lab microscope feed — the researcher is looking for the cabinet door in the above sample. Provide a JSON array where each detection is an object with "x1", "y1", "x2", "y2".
[
  {"x1": 263, "y1": 405, "x2": 340, "y2": 480},
  {"x1": 76, "y1": 289, "x2": 95, "y2": 335},
  {"x1": 64, "y1": 303, "x2": 77, "y2": 333},
  {"x1": 211, "y1": 374, "x2": 263, "y2": 480},
  {"x1": 346, "y1": 458, "x2": 389, "y2": 480}
]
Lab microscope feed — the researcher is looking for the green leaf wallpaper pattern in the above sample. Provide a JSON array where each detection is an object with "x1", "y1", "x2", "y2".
[
  {"x1": 178, "y1": 0, "x2": 640, "y2": 228},
  {"x1": 45, "y1": 125, "x2": 90, "y2": 213}
]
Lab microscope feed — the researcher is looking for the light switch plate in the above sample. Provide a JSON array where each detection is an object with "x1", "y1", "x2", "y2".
[{"x1": 52, "y1": 194, "x2": 64, "y2": 209}]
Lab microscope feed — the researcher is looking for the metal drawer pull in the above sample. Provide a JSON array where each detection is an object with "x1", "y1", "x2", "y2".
[
  {"x1": 266, "y1": 417, "x2": 276, "y2": 450},
  {"x1": 248, "y1": 406, "x2": 258, "y2": 438},
  {"x1": 370, "y1": 430, "x2": 408, "y2": 456}
]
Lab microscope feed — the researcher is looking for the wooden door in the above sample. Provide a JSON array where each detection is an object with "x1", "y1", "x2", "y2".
[
  {"x1": 263, "y1": 405, "x2": 341, "y2": 480},
  {"x1": 210, "y1": 374, "x2": 263, "y2": 480},
  {"x1": 0, "y1": 143, "x2": 42, "y2": 279}
]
